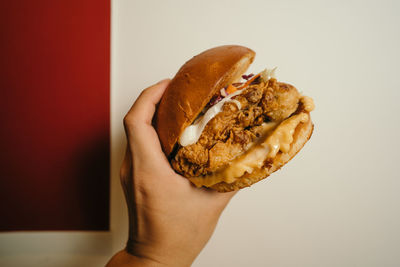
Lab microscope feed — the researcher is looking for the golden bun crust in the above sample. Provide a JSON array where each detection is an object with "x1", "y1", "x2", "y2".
[
  {"x1": 211, "y1": 114, "x2": 314, "y2": 192},
  {"x1": 155, "y1": 45, "x2": 255, "y2": 156}
]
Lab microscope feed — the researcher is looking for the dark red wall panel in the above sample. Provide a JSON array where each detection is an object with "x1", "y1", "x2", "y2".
[{"x1": 0, "y1": 0, "x2": 110, "y2": 230}]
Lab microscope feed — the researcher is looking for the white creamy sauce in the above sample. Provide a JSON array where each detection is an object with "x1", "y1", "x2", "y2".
[
  {"x1": 179, "y1": 88, "x2": 245, "y2": 146},
  {"x1": 230, "y1": 99, "x2": 242, "y2": 110},
  {"x1": 260, "y1": 67, "x2": 277, "y2": 81}
]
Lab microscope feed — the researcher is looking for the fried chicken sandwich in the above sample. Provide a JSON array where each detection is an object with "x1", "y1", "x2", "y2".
[{"x1": 155, "y1": 45, "x2": 314, "y2": 192}]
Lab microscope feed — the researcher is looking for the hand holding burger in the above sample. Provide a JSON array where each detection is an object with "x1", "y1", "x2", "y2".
[{"x1": 106, "y1": 80, "x2": 236, "y2": 267}]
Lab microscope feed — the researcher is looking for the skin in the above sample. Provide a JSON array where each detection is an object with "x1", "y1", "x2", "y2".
[{"x1": 106, "y1": 79, "x2": 236, "y2": 267}]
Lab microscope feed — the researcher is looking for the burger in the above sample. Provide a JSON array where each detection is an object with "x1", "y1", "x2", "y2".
[{"x1": 155, "y1": 45, "x2": 314, "y2": 192}]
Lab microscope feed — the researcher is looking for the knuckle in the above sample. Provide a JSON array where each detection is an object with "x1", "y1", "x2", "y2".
[
  {"x1": 120, "y1": 163, "x2": 130, "y2": 182},
  {"x1": 138, "y1": 87, "x2": 150, "y2": 99},
  {"x1": 123, "y1": 113, "x2": 138, "y2": 129},
  {"x1": 123, "y1": 114, "x2": 130, "y2": 128}
]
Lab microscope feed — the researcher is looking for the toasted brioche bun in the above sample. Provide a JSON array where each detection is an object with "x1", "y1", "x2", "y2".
[{"x1": 155, "y1": 45, "x2": 255, "y2": 156}]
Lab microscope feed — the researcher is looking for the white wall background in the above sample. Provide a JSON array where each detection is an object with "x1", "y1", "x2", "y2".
[{"x1": 1, "y1": 0, "x2": 399, "y2": 266}]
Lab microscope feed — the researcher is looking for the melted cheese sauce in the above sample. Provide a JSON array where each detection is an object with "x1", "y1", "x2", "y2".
[
  {"x1": 300, "y1": 95, "x2": 315, "y2": 112},
  {"x1": 189, "y1": 112, "x2": 310, "y2": 188}
]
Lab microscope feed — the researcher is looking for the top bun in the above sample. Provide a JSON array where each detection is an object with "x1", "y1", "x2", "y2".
[{"x1": 155, "y1": 45, "x2": 255, "y2": 156}]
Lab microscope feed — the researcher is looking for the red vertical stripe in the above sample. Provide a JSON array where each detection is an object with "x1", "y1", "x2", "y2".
[{"x1": 0, "y1": 0, "x2": 110, "y2": 230}]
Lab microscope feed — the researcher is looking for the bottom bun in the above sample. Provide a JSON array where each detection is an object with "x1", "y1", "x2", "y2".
[{"x1": 210, "y1": 116, "x2": 314, "y2": 192}]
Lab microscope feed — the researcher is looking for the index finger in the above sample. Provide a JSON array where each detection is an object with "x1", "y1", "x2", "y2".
[
  {"x1": 123, "y1": 79, "x2": 171, "y2": 165},
  {"x1": 125, "y1": 79, "x2": 170, "y2": 126}
]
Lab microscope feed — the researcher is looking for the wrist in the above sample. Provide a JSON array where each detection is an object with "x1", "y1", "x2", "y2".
[
  {"x1": 126, "y1": 244, "x2": 167, "y2": 267},
  {"x1": 125, "y1": 253, "x2": 166, "y2": 267},
  {"x1": 126, "y1": 239, "x2": 194, "y2": 267},
  {"x1": 106, "y1": 249, "x2": 167, "y2": 267}
]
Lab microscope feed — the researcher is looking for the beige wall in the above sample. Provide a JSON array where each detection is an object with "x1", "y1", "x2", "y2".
[{"x1": 1, "y1": 0, "x2": 400, "y2": 266}]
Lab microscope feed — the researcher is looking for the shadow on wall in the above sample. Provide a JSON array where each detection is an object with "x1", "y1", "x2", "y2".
[{"x1": 73, "y1": 131, "x2": 110, "y2": 231}]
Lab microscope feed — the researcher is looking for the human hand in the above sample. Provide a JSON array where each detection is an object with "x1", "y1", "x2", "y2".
[{"x1": 107, "y1": 80, "x2": 236, "y2": 267}]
